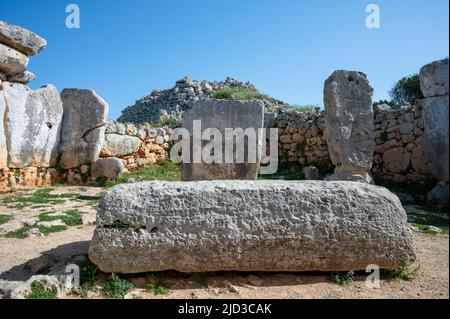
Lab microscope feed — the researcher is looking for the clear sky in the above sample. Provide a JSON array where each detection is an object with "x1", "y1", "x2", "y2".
[{"x1": 1, "y1": 0, "x2": 448, "y2": 119}]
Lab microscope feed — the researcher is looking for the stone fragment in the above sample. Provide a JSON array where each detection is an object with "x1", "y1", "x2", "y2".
[
  {"x1": 92, "y1": 157, "x2": 125, "y2": 181},
  {"x1": 302, "y1": 166, "x2": 319, "y2": 180},
  {"x1": 59, "y1": 89, "x2": 108, "y2": 169},
  {"x1": 7, "y1": 71, "x2": 35, "y2": 84},
  {"x1": 101, "y1": 134, "x2": 141, "y2": 157},
  {"x1": 0, "y1": 20, "x2": 47, "y2": 56},
  {"x1": 89, "y1": 180, "x2": 416, "y2": 273},
  {"x1": 383, "y1": 147, "x2": 411, "y2": 174},
  {"x1": 323, "y1": 70, "x2": 375, "y2": 183},
  {"x1": 3, "y1": 83, "x2": 63, "y2": 168},
  {"x1": 0, "y1": 43, "x2": 28, "y2": 75},
  {"x1": 427, "y1": 183, "x2": 449, "y2": 208}
]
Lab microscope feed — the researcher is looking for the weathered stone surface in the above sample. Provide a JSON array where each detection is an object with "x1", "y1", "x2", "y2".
[
  {"x1": 92, "y1": 157, "x2": 125, "y2": 181},
  {"x1": 324, "y1": 70, "x2": 375, "y2": 183},
  {"x1": 89, "y1": 180, "x2": 416, "y2": 273},
  {"x1": 418, "y1": 95, "x2": 449, "y2": 182},
  {"x1": 0, "y1": 43, "x2": 28, "y2": 75},
  {"x1": 0, "y1": 89, "x2": 7, "y2": 168},
  {"x1": 101, "y1": 134, "x2": 141, "y2": 157},
  {"x1": 7, "y1": 71, "x2": 35, "y2": 84},
  {"x1": 0, "y1": 20, "x2": 47, "y2": 56},
  {"x1": 302, "y1": 166, "x2": 319, "y2": 180},
  {"x1": 374, "y1": 103, "x2": 391, "y2": 114},
  {"x1": 180, "y1": 99, "x2": 264, "y2": 181},
  {"x1": 420, "y1": 58, "x2": 449, "y2": 98},
  {"x1": 3, "y1": 83, "x2": 63, "y2": 168},
  {"x1": 383, "y1": 147, "x2": 411, "y2": 174},
  {"x1": 427, "y1": 182, "x2": 449, "y2": 208},
  {"x1": 59, "y1": 89, "x2": 108, "y2": 169}
]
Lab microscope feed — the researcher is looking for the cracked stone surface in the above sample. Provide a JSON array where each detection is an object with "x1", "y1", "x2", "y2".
[
  {"x1": 59, "y1": 89, "x2": 108, "y2": 169},
  {"x1": 89, "y1": 180, "x2": 416, "y2": 273}
]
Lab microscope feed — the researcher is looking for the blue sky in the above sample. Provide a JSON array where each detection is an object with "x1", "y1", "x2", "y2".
[{"x1": 1, "y1": 0, "x2": 448, "y2": 119}]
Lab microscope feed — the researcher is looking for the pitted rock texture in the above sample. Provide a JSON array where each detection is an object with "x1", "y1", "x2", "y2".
[
  {"x1": 324, "y1": 70, "x2": 375, "y2": 183},
  {"x1": 180, "y1": 99, "x2": 264, "y2": 181},
  {"x1": 0, "y1": 43, "x2": 29, "y2": 75},
  {"x1": 3, "y1": 83, "x2": 63, "y2": 168},
  {"x1": 59, "y1": 89, "x2": 108, "y2": 169},
  {"x1": 0, "y1": 20, "x2": 47, "y2": 56},
  {"x1": 419, "y1": 58, "x2": 449, "y2": 98},
  {"x1": 89, "y1": 180, "x2": 416, "y2": 273},
  {"x1": 0, "y1": 89, "x2": 7, "y2": 168}
]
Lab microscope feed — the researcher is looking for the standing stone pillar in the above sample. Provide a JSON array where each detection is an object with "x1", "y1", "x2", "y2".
[
  {"x1": 418, "y1": 58, "x2": 449, "y2": 207},
  {"x1": 323, "y1": 70, "x2": 375, "y2": 183}
]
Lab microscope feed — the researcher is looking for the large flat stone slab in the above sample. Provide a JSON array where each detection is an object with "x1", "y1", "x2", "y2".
[
  {"x1": 180, "y1": 99, "x2": 264, "y2": 181},
  {"x1": 89, "y1": 180, "x2": 416, "y2": 273},
  {"x1": 0, "y1": 43, "x2": 29, "y2": 75},
  {"x1": 0, "y1": 20, "x2": 47, "y2": 56},
  {"x1": 3, "y1": 83, "x2": 63, "y2": 168}
]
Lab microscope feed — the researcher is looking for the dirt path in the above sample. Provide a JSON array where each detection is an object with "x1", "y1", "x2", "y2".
[{"x1": 0, "y1": 187, "x2": 448, "y2": 299}]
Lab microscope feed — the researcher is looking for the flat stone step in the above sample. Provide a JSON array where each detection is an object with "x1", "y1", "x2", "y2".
[{"x1": 89, "y1": 180, "x2": 416, "y2": 273}]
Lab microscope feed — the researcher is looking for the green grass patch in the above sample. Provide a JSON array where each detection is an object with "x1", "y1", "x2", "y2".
[
  {"x1": 259, "y1": 163, "x2": 304, "y2": 181},
  {"x1": 381, "y1": 262, "x2": 420, "y2": 281},
  {"x1": 329, "y1": 271, "x2": 354, "y2": 286},
  {"x1": 188, "y1": 273, "x2": 209, "y2": 287},
  {"x1": 1, "y1": 188, "x2": 100, "y2": 207},
  {"x1": 145, "y1": 277, "x2": 170, "y2": 295},
  {"x1": 4, "y1": 227, "x2": 29, "y2": 239},
  {"x1": 73, "y1": 257, "x2": 99, "y2": 298},
  {"x1": 288, "y1": 104, "x2": 319, "y2": 113},
  {"x1": 0, "y1": 214, "x2": 12, "y2": 225},
  {"x1": 25, "y1": 281, "x2": 57, "y2": 299},
  {"x1": 38, "y1": 210, "x2": 83, "y2": 227},
  {"x1": 150, "y1": 117, "x2": 178, "y2": 128},
  {"x1": 212, "y1": 87, "x2": 261, "y2": 100},
  {"x1": 105, "y1": 160, "x2": 181, "y2": 187},
  {"x1": 102, "y1": 273, "x2": 134, "y2": 299},
  {"x1": 36, "y1": 225, "x2": 68, "y2": 236}
]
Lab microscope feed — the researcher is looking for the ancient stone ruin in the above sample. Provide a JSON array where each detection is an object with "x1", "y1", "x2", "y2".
[
  {"x1": 89, "y1": 180, "x2": 415, "y2": 273},
  {"x1": 180, "y1": 99, "x2": 264, "y2": 181},
  {"x1": 2, "y1": 20, "x2": 449, "y2": 277},
  {"x1": 323, "y1": 70, "x2": 375, "y2": 183}
]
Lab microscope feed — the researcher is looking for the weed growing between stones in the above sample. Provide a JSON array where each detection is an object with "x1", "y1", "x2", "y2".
[
  {"x1": 104, "y1": 160, "x2": 181, "y2": 187},
  {"x1": 145, "y1": 276, "x2": 171, "y2": 295},
  {"x1": 24, "y1": 281, "x2": 57, "y2": 299},
  {"x1": 188, "y1": 273, "x2": 209, "y2": 287},
  {"x1": 72, "y1": 257, "x2": 99, "y2": 298},
  {"x1": 329, "y1": 271, "x2": 354, "y2": 286},
  {"x1": 381, "y1": 262, "x2": 420, "y2": 281},
  {"x1": 0, "y1": 214, "x2": 12, "y2": 225},
  {"x1": 102, "y1": 273, "x2": 134, "y2": 299}
]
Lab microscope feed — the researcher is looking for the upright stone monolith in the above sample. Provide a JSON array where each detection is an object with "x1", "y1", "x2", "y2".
[
  {"x1": 180, "y1": 99, "x2": 264, "y2": 181},
  {"x1": 59, "y1": 89, "x2": 108, "y2": 169},
  {"x1": 324, "y1": 70, "x2": 375, "y2": 183}
]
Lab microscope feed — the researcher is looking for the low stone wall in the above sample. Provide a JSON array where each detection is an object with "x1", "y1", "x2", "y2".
[
  {"x1": 0, "y1": 121, "x2": 172, "y2": 191},
  {"x1": 275, "y1": 110, "x2": 330, "y2": 166},
  {"x1": 101, "y1": 121, "x2": 171, "y2": 171}
]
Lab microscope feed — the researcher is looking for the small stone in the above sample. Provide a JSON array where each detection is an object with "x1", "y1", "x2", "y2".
[
  {"x1": 302, "y1": 166, "x2": 320, "y2": 180},
  {"x1": 20, "y1": 217, "x2": 38, "y2": 227},
  {"x1": 131, "y1": 277, "x2": 146, "y2": 288},
  {"x1": 247, "y1": 275, "x2": 263, "y2": 287}
]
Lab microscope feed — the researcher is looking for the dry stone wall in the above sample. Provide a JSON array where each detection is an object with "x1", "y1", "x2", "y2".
[{"x1": 274, "y1": 103, "x2": 432, "y2": 183}]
